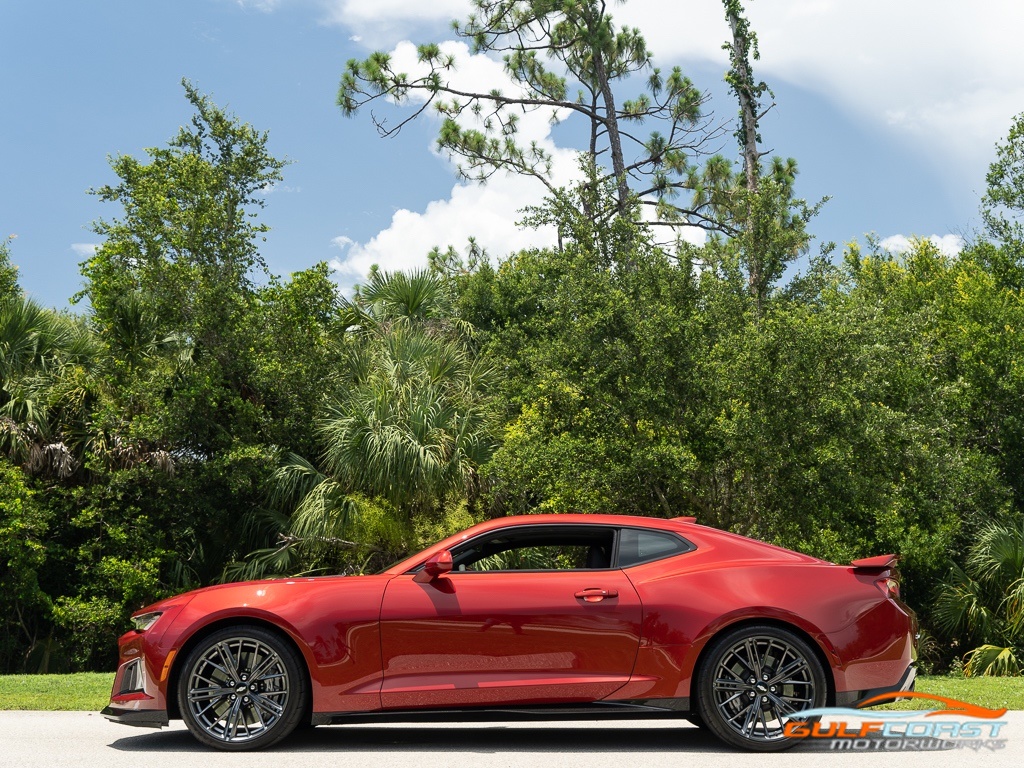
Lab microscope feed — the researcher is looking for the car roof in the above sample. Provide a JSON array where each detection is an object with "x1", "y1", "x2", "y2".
[{"x1": 459, "y1": 513, "x2": 695, "y2": 534}]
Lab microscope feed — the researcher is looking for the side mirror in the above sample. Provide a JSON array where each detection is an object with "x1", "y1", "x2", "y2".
[{"x1": 413, "y1": 550, "x2": 454, "y2": 583}]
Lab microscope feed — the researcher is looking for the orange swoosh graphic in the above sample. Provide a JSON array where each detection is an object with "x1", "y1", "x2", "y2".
[{"x1": 857, "y1": 691, "x2": 1007, "y2": 719}]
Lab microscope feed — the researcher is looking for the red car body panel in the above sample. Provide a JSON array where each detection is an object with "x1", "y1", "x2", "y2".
[
  {"x1": 611, "y1": 528, "x2": 916, "y2": 701},
  {"x1": 379, "y1": 568, "x2": 643, "y2": 709},
  {"x1": 105, "y1": 514, "x2": 916, "y2": 727}
]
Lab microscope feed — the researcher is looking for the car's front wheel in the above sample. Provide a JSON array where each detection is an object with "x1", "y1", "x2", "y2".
[
  {"x1": 696, "y1": 623, "x2": 827, "y2": 751},
  {"x1": 178, "y1": 625, "x2": 307, "y2": 750}
]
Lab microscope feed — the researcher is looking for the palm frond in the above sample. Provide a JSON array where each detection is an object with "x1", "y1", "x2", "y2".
[
  {"x1": 933, "y1": 563, "x2": 994, "y2": 643},
  {"x1": 359, "y1": 268, "x2": 443, "y2": 321},
  {"x1": 1002, "y1": 576, "x2": 1024, "y2": 639},
  {"x1": 289, "y1": 481, "x2": 359, "y2": 543},
  {"x1": 964, "y1": 644, "x2": 1022, "y2": 677},
  {"x1": 969, "y1": 521, "x2": 1024, "y2": 587},
  {"x1": 269, "y1": 452, "x2": 329, "y2": 511},
  {"x1": 223, "y1": 541, "x2": 303, "y2": 583}
]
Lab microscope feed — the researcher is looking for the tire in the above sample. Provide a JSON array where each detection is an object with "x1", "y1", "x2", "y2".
[
  {"x1": 177, "y1": 625, "x2": 308, "y2": 751},
  {"x1": 696, "y1": 623, "x2": 827, "y2": 751}
]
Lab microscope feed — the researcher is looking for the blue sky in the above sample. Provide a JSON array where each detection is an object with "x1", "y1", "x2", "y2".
[{"x1": 2, "y1": 0, "x2": 1020, "y2": 308}]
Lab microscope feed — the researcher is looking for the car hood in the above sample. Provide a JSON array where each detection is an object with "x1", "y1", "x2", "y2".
[{"x1": 132, "y1": 574, "x2": 388, "y2": 617}]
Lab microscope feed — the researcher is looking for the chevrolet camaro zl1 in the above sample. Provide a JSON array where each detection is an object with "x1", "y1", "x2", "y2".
[{"x1": 102, "y1": 514, "x2": 916, "y2": 751}]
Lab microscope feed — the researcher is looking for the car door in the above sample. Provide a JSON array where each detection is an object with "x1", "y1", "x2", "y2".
[{"x1": 378, "y1": 525, "x2": 643, "y2": 710}]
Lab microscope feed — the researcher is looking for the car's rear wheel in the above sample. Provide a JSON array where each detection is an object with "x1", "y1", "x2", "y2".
[
  {"x1": 178, "y1": 625, "x2": 307, "y2": 750},
  {"x1": 696, "y1": 624, "x2": 826, "y2": 751}
]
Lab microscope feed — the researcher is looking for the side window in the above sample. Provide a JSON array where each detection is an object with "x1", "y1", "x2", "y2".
[
  {"x1": 617, "y1": 528, "x2": 692, "y2": 567},
  {"x1": 450, "y1": 527, "x2": 615, "y2": 571},
  {"x1": 471, "y1": 544, "x2": 589, "y2": 571}
]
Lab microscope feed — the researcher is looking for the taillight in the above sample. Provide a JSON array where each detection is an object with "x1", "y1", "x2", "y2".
[{"x1": 875, "y1": 577, "x2": 900, "y2": 599}]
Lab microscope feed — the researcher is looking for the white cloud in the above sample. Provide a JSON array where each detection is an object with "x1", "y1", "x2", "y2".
[
  {"x1": 313, "y1": 1, "x2": 1017, "y2": 278},
  {"x1": 321, "y1": 1, "x2": 1024, "y2": 179},
  {"x1": 70, "y1": 243, "x2": 99, "y2": 257},
  {"x1": 330, "y1": 40, "x2": 579, "y2": 278},
  {"x1": 234, "y1": 0, "x2": 283, "y2": 11},
  {"x1": 321, "y1": 0, "x2": 469, "y2": 45},
  {"x1": 619, "y1": 1, "x2": 1024, "y2": 181},
  {"x1": 331, "y1": 175, "x2": 562, "y2": 279},
  {"x1": 258, "y1": 183, "x2": 301, "y2": 195},
  {"x1": 879, "y1": 234, "x2": 964, "y2": 258}
]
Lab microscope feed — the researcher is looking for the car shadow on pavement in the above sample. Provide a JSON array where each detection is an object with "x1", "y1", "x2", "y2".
[
  {"x1": 109, "y1": 724, "x2": 734, "y2": 753},
  {"x1": 107, "y1": 723, "x2": 963, "y2": 755}
]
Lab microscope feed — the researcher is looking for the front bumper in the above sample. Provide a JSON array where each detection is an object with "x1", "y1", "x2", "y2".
[{"x1": 101, "y1": 706, "x2": 168, "y2": 729}]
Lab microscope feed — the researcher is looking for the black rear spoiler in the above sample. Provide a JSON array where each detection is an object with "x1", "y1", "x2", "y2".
[{"x1": 851, "y1": 554, "x2": 898, "y2": 573}]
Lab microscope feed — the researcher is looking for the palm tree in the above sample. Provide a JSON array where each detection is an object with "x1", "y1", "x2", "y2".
[
  {"x1": 84, "y1": 289, "x2": 192, "y2": 474},
  {"x1": 318, "y1": 323, "x2": 491, "y2": 510},
  {"x1": 0, "y1": 296, "x2": 97, "y2": 477},
  {"x1": 933, "y1": 520, "x2": 1024, "y2": 675},
  {"x1": 98, "y1": 289, "x2": 192, "y2": 373},
  {"x1": 234, "y1": 268, "x2": 494, "y2": 578}
]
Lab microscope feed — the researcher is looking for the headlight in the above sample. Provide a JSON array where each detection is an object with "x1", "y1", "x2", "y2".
[{"x1": 131, "y1": 612, "x2": 162, "y2": 632}]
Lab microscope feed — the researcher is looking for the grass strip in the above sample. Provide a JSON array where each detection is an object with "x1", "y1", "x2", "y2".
[
  {"x1": 0, "y1": 673, "x2": 114, "y2": 711},
  {"x1": 0, "y1": 672, "x2": 1021, "y2": 712}
]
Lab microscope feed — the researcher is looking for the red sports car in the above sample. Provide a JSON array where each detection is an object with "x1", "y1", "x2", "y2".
[{"x1": 102, "y1": 514, "x2": 916, "y2": 751}]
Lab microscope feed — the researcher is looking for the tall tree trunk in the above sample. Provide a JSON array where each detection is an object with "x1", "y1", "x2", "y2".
[
  {"x1": 592, "y1": 52, "x2": 630, "y2": 214},
  {"x1": 726, "y1": 3, "x2": 764, "y2": 309},
  {"x1": 729, "y1": 11, "x2": 761, "y2": 196}
]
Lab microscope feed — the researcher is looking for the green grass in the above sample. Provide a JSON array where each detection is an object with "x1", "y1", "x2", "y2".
[
  {"x1": 0, "y1": 673, "x2": 114, "y2": 711},
  {"x1": 0, "y1": 672, "x2": 1022, "y2": 712},
  {"x1": 863, "y1": 675, "x2": 1024, "y2": 711}
]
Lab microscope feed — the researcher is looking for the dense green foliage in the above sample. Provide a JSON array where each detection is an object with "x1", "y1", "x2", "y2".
[
  {"x1": 934, "y1": 521, "x2": 1024, "y2": 675},
  {"x1": 1, "y1": 84, "x2": 342, "y2": 672},
  {"x1": 3, "y1": 4, "x2": 1024, "y2": 678},
  {"x1": 0, "y1": 238, "x2": 18, "y2": 301},
  {"x1": 455, "y1": 195, "x2": 1018, "y2": 618},
  {"x1": 229, "y1": 267, "x2": 494, "y2": 580}
]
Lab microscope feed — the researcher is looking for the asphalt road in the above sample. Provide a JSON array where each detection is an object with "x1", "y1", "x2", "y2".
[{"x1": 1, "y1": 711, "x2": 1020, "y2": 768}]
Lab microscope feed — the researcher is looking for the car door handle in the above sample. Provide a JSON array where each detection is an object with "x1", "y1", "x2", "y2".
[{"x1": 575, "y1": 588, "x2": 618, "y2": 603}]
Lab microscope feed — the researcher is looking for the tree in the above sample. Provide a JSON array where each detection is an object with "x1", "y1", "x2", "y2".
[
  {"x1": 723, "y1": 0, "x2": 766, "y2": 198},
  {"x1": 455, "y1": 176, "x2": 704, "y2": 517},
  {"x1": 0, "y1": 296, "x2": 97, "y2": 478},
  {"x1": 0, "y1": 460, "x2": 52, "y2": 671},
  {"x1": 339, "y1": 0, "x2": 731, "y2": 230},
  {"x1": 692, "y1": 241, "x2": 1004, "y2": 595},
  {"x1": 341, "y1": 0, "x2": 819, "y2": 307},
  {"x1": 934, "y1": 521, "x2": 1024, "y2": 676},
  {"x1": 250, "y1": 263, "x2": 348, "y2": 458},
  {"x1": 711, "y1": 0, "x2": 824, "y2": 311},
  {"x1": 83, "y1": 80, "x2": 285, "y2": 328},
  {"x1": 235, "y1": 268, "x2": 494, "y2": 578},
  {"x1": 983, "y1": 111, "x2": 1024, "y2": 245},
  {"x1": 79, "y1": 79, "x2": 288, "y2": 455},
  {"x1": 331, "y1": 267, "x2": 494, "y2": 516},
  {"x1": 18, "y1": 83, "x2": 346, "y2": 670},
  {"x1": 0, "y1": 236, "x2": 19, "y2": 301},
  {"x1": 976, "y1": 113, "x2": 1024, "y2": 293}
]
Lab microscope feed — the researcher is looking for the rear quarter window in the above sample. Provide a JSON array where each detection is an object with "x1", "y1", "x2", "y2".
[{"x1": 618, "y1": 528, "x2": 694, "y2": 567}]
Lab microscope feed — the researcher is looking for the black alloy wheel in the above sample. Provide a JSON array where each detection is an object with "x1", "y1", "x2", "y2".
[
  {"x1": 178, "y1": 625, "x2": 307, "y2": 750},
  {"x1": 697, "y1": 623, "x2": 827, "y2": 751}
]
